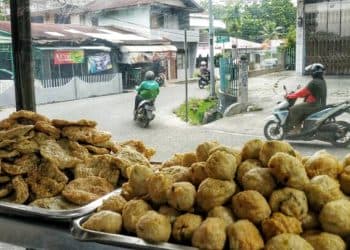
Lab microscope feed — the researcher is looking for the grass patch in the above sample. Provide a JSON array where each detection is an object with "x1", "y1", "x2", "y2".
[{"x1": 174, "y1": 98, "x2": 218, "y2": 125}]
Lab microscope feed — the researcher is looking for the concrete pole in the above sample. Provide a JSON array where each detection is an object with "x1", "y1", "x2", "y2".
[
  {"x1": 184, "y1": 30, "x2": 189, "y2": 122},
  {"x1": 208, "y1": 0, "x2": 216, "y2": 97},
  {"x1": 238, "y1": 55, "x2": 249, "y2": 107},
  {"x1": 296, "y1": 0, "x2": 305, "y2": 75}
]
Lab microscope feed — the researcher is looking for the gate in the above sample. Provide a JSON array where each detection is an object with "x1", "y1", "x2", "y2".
[{"x1": 285, "y1": 46, "x2": 295, "y2": 70}]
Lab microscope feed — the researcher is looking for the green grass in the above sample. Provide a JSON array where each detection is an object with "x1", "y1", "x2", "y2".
[{"x1": 174, "y1": 98, "x2": 218, "y2": 125}]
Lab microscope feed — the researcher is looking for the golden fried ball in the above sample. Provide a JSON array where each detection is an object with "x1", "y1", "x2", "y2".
[
  {"x1": 262, "y1": 212, "x2": 303, "y2": 240},
  {"x1": 242, "y1": 168, "x2": 276, "y2": 197},
  {"x1": 231, "y1": 190, "x2": 271, "y2": 224},
  {"x1": 172, "y1": 213, "x2": 202, "y2": 243},
  {"x1": 192, "y1": 217, "x2": 227, "y2": 250},
  {"x1": 161, "y1": 153, "x2": 184, "y2": 168},
  {"x1": 265, "y1": 233, "x2": 313, "y2": 250},
  {"x1": 303, "y1": 231, "x2": 346, "y2": 250},
  {"x1": 268, "y1": 152, "x2": 309, "y2": 190},
  {"x1": 227, "y1": 219, "x2": 264, "y2": 250},
  {"x1": 97, "y1": 194, "x2": 126, "y2": 213},
  {"x1": 209, "y1": 145, "x2": 242, "y2": 165},
  {"x1": 339, "y1": 165, "x2": 350, "y2": 195},
  {"x1": 304, "y1": 150, "x2": 342, "y2": 179},
  {"x1": 159, "y1": 165, "x2": 191, "y2": 182},
  {"x1": 319, "y1": 199, "x2": 350, "y2": 236},
  {"x1": 241, "y1": 139, "x2": 264, "y2": 161},
  {"x1": 304, "y1": 175, "x2": 343, "y2": 211},
  {"x1": 122, "y1": 199, "x2": 152, "y2": 233},
  {"x1": 207, "y1": 206, "x2": 234, "y2": 226},
  {"x1": 82, "y1": 211, "x2": 122, "y2": 234},
  {"x1": 147, "y1": 173, "x2": 174, "y2": 205},
  {"x1": 167, "y1": 182, "x2": 196, "y2": 211},
  {"x1": 301, "y1": 212, "x2": 320, "y2": 230},
  {"x1": 182, "y1": 152, "x2": 198, "y2": 168},
  {"x1": 236, "y1": 159, "x2": 262, "y2": 186},
  {"x1": 190, "y1": 162, "x2": 208, "y2": 186},
  {"x1": 196, "y1": 141, "x2": 220, "y2": 162},
  {"x1": 196, "y1": 178, "x2": 236, "y2": 211},
  {"x1": 158, "y1": 205, "x2": 180, "y2": 224},
  {"x1": 343, "y1": 153, "x2": 350, "y2": 167},
  {"x1": 129, "y1": 164, "x2": 154, "y2": 196},
  {"x1": 269, "y1": 187, "x2": 308, "y2": 220},
  {"x1": 136, "y1": 211, "x2": 171, "y2": 243},
  {"x1": 120, "y1": 182, "x2": 135, "y2": 201},
  {"x1": 259, "y1": 140, "x2": 297, "y2": 166},
  {"x1": 206, "y1": 150, "x2": 237, "y2": 180}
]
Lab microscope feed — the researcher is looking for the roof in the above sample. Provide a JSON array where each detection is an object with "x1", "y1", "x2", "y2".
[
  {"x1": 190, "y1": 13, "x2": 226, "y2": 30},
  {"x1": 84, "y1": 0, "x2": 202, "y2": 12}
]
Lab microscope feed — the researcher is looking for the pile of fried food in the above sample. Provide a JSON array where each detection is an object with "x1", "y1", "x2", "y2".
[
  {"x1": 0, "y1": 110, "x2": 155, "y2": 208},
  {"x1": 83, "y1": 139, "x2": 350, "y2": 250}
]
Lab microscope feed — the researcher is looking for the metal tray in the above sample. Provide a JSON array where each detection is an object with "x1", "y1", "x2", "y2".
[
  {"x1": 0, "y1": 188, "x2": 122, "y2": 221},
  {"x1": 72, "y1": 215, "x2": 198, "y2": 250}
]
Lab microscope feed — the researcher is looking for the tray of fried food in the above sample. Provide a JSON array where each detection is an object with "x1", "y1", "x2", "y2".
[
  {"x1": 72, "y1": 139, "x2": 350, "y2": 250},
  {"x1": 0, "y1": 110, "x2": 157, "y2": 220}
]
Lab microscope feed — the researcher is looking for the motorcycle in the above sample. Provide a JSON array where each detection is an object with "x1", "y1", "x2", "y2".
[
  {"x1": 134, "y1": 99, "x2": 156, "y2": 128},
  {"x1": 264, "y1": 85, "x2": 350, "y2": 147},
  {"x1": 155, "y1": 73, "x2": 166, "y2": 87},
  {"x1": 198, "y1": 71, "x2": 210, "y2": 89}
]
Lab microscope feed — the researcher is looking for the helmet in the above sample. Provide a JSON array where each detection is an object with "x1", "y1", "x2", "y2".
[
  {"x1": 145, "y1": 71, "x2": 155, "y2": 80},
  {"x1": 200, "y1": 61, "x2": 207, "y2": 66},
  {"x1": 305, "y1": 63, "x2": 325, "y2": 78}
]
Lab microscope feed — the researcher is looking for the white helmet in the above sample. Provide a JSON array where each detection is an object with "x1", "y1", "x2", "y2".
[{"x1": 200, "y1": 61, "x2": 207, "y2": 66}]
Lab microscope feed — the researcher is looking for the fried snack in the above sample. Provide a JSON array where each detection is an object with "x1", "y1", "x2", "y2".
[
  {"x1": 269, "y1": 187, "x2": 308, "y2": 220},
  {"x1": 241, "y1": 139, "x2": 264, "y2": 161},
  {"x1": 120, "y1": 140, "x2": 155, "y2": 160},
  {"x1": 343, "y1": 153, "x2": 350, "y2": 167},
  {"x1": 122, "y1": 199, "x2": 152, "y2": 233},
  {"x1": 128, "y1": 164, "x2": 154, "y2": 196},
  {"x1": 147, "y1": 173, "x2": 174, "y2": 205},
  {"x1": 206, "y1": 150, "x2": 237, "y2": 180},
  {"x1": 209, "y1": 145, "x2": 242, "y2": 165},
  {"x1": 0, "y1": 125, "x2": 34, "y2": 140},
  {"x1": 52, "y1": 119, "x2": 97, "y2": 128},
  {"x1": 0, "y1": 176, "x2": 11, "y2": 184},
  {"x1": 182, "y1": 152, "x2": 198, "y2": 168},
  {"x1": 61, "y1": 126, "x2": 111, "y2": 144},
  {"x1": 161, "y1": 153, "x2": 184, "y2": 168},
  {"x1": 34, "y1": 121, "x2": 60, "y2": 139},
  {"x1": 301, "y1": 212, "x2": 319, "y2": 230},
  {"x1": 33, "y1": 132, "x2": 56, "y2": 145},
  {"x1": 265, "y1": 233, "x2": 313, "y2": 250},
  {"x1": 84, "y1": 145, "x2": 110, "y2": 155},
  {"x1": 262, "y1": 212, "x2": 302, "y2": 240},
  {"x1": 27, "y1": 161, "x2": 69, "y2": 199},
  {"x1": 339, "y1": 165, "x2": 350, "y2": 195},
  {"x1": 9, "y1": 110, "x2": 50, "y2": 124},
  {"x1": 304, "y1": 150, "x2": 342, "y2": 179},
  {"x1": 136, "y1": 211, "x2": 171, "y2": 243},
  {"x1": 12, "y1": 139, "x2": 39, "y2": 154},
  {"x1": 192, "y1": 217, "x2": 227, "y2": 250},
  {"x1": 242, "y1": 168, "x2": 276, "y2": 197},
  {"x1": 82, "y1": 211, "x2": 122, "y2": 234},
  {"x1": 14, "y1": 154, "x2": 40, "y2": 170},
  {"x1": 11, "y1": 175, "x2": 29, "y2": 204},
  {"x1": 0, "y1": 118, "x2": 15, "y2": 130},
  {"x1": 29, "y1": 196, "x2": 79, "y2": 210},
  {"x1": 197, "y1": 178, "x2": 236, "y2": 211},
  {"x1": 62, "y1": 176, "x2": 114, "y2": 205},
  {"x1": 167, "y1": 181, "x2": 196, "y2": 211},
  {"x1": 259, "y1": 140, "x2": 297, "y2": 166},
  {"x1": 303, "y1": 231, "x2": 346, "y2": 250},
  {"x1": 232, "y1": 190, "x2": 271, "y2": 224},
  {"x1": 96, "y1": 194, "x2": 126, "y2": 213},
  {"x1": 172, "y1": 213, "x2": 202, "y2": 242},
  {"x1": 196, "y1": 141, "x2": 220, "y2": 162},
  {"x1": 1, "y1": 161, "x2": 29, "y2": 175},
  {"x1": 319, "y1": 199, "x2": 350, "y2": 236},
  {"x1": 94, "y1": 139, "x2": 121, "y2": 153},
  {"x1": 190, "y1": 162, "x2": 208, "y2": 186},
  {"x1": 304, "y1": 175, "x2": 343, "y2": 211},
  {"x1": 57, "y1": 139, "x2": 91, "y2": 161},
  {"x1": 227, "y1": 219, "x2": 264, "y2": 250},
  {"x1": 120, "y1": 182, "x2": 134, "y2": 201},
  {"x1": 74, "y1": 155, "x2": 120, "y2": 186},
  {"x1": 159, "y1": 165, "x2": 191, "y2": 182},
  {"x1": 236, "y1": 159, "x2": 262, "y2": 185},
  {"x1": 208, "y1": 206, "x2": 234, "y2": 226},
  {"x1": 268, "y1": 152, "x2": 309, "y2": 190},
  {"x1": 158, "y1": 205, "x2": 180, "y2": 224},
  {"x1": 0, "y1": 139, "x2": 16, "y2": 148},
  {"x1": 0, "y1": 183, "x2": 12, "y2": 198},
  {"x1": 0, "y1": 149, "x2": 20, "y2": 159}
]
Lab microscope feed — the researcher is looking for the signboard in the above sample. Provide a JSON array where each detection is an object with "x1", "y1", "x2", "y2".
[
  {"x1": 54, "y1": 50, "x2": 84, "y2": 65},
  {"x1": 88, "y1": 53, "x2": 112, "y2": 74},
  {"x1": 216, "y1": 36, "x2": 230, "y2": 43}
]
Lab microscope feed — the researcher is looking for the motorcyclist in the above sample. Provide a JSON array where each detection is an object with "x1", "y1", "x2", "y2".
[
  {"x1": 286, "y1": 63, "x2": 327, "y2": 135},
  {"x1": 199, "y1": 61, "x2": 210, "y2": 76},
  {"x1": 134, "y1": 71, "x2": 160, "y2": 118}
]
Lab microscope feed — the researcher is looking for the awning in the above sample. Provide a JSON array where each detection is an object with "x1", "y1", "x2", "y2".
[
  {"x1": 35, "y1": 46, "x2": 111, "y2": 52},
  {"x1": 120, "y1": 45, "x2": 177, "y2": 53}
]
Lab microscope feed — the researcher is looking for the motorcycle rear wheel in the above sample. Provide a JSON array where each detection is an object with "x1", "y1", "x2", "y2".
[
  {"x1": 198, "y1": 81, "x2": 204, "y2": 89},
  {"x1": 264, "y1": 120, "x2": 284, "y2": 140},
  {"x1": 331, "y1": 121, "x2": 350, "y2": 147}
]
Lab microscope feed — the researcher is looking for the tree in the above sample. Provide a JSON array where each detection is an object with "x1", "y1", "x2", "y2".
[{"x1": 259, "y1": 21, "x2": 284, "y2": 42}]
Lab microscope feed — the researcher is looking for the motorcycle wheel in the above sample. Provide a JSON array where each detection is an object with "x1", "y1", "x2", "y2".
[
  {"x1": 264, "y1": 120, "x2": 284, "y2": 140},
  {"x1": 198, "y1": 81, "x2": 204, "y2": 89},
  {"x1": 141, "y1": 119, "x2": 150, "y2": 128},
  {"x1": 331, "y1": 121, "x2": 350, "y2": 147}
]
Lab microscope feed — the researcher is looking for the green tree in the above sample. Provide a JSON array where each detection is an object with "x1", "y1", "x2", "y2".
[{"x1": 259, "y1": 21, "x2": 284, "y2": 42}]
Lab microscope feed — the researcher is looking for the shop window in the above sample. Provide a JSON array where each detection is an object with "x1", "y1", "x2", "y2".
[
  {"x1": 151, "y1": 13, "x2": 165, "y2": 29},
  {"x1": 55, "y1": 14, "x2": 71, "y2": 24}
]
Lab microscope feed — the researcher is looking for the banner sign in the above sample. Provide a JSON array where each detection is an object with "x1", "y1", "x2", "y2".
[
  {"x1": 54, "y1": 50, "x2": 84, "y2": 65},
  {"x1": 88, "y1": 53, "x2": 112, "y2": 74}
]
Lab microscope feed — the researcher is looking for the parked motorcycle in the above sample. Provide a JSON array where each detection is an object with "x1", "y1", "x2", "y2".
[
  {"x1": 134, "y1": 99, "x2": 156, "y2": 128},
  {"x1": 264, "y1": 86, "x2": 350, "y2": 147},
  {"x1": 198, "y1": 71, "x2": 210, "y2": 89}
]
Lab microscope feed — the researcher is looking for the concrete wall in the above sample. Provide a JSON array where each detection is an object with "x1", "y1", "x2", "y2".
[{"x1": 296, "y1": 0, "x2": 305, "y2": 75}]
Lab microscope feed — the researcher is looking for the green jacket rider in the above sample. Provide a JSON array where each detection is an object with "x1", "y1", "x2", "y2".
[{"x1": 134, "y1": 71, "x2": 160, "y2": 112}]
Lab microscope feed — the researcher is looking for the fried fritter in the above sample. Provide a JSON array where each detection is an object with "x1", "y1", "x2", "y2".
[
  {"x1": 82, "y1": 210, "x2": 122, "y2": 234},
  {"x1": 242, "y1": 167, "x2": 276, "y2": 197},
  {"x1": 172, "y1": 213, "x2": 202, "y2": 242},
  {"x1": 97, "y1": 194, "x2": 126, "y2": 213},
  {"x1": 209, "y1": 145, "x2": 242, "y2": 165},
  {"x1": 301, "y1": 212, "x2": 319, "y2": 230},
  {"x1": 265, "y1": 233, "x2": 313, "y2": 250},
  {"x1": 259, "y1": 140, "x2": 297, "y2": 166},
  {"x1": 206, "y1": 150, "x2": 237, "y2": 180},
  {"x1": 196, "y1": 141, "x2": 220, "y2": 162},
  {"x1": 120, "y1": 140, "x2": 155, "y2": 160},
  {"x1": 236, "y1": 159, "x2": 262, "y2": 186},
  {"x1": 192, "y1": 217, "x2": 227, "y2": 250},
  {"x1": 62, "y1": 176, "x2": 114, "y2": 205},
  {"x1": 241, "y1": 139, "x2": 264, "y2": 161},
  {"x1": 232, "y1": 190, "x2": 271, "y2": 224},
  {"x1": 197, "y1": 178, "x2": 236, "y2": 211},
  {"x1": 269, "y1": 187, "x2": 308, "y2": 220},
  {"x1": 1, "y1": 161, "x2": 29, "y2": 175},
  {"x1": 136, "y1": 211, "x2": 171, "y2": 243},
  {"x1": 159, "y1": 165, "x2": 191, "y2": 182},
  {"x1": 0, "y1": 175, "x2": 11, "y2": 184},
  {"x1": 262, "y1": 212, "x2": 302, "y2": 240},
  {"x1": 0, "y1": 125, "x2": 34, "y2": 141},
  {"x1": 0, "y1": 139, "x2": 16, "y2": 148},
  {"x1": 303, "y1": 231, "x2": 346, "y2": 250},
  {"x1": 61, "y1": 126, "x2": 111, "y2": 144},
  {"x1": 190, "y1": 162, "x2": 208, "y2": 186},
  {"x1": 122, "y1": 199, "x2": 152, "y2": 233},
  {"x1": 339, "y1": 165, "x2": 350, "y2": 195},
  {"x1": 94, "y1": 139, "x2": 121, "y2": 153},
  {"x1": 161, "y1": 153, "x2": 184, "y2": 169},
  {"x1": 14, "y1": 154, "x2": 40, "y2": 170},
  {"x1": 0, "y1": 149, "x2": 20, "y2": 159},
  {"x1": 33, "y1": 132, "x2": 56, "y2": 145},
  {"x1": 158, "y1": 205, "x2": 180, "y2": 224},
  {"x1": 11, "y1": 176, "x2": 29, "y2": 204},
  {"x1": 52, "y1": 119, "x2": 97, "y2": 128},
  {"x1": 227, "y1": 219, "x2": 264, "y2": 250},
  {"x1": 268, "y1": 152, "x2": 309, "y2": 190},
  {"x1": 9, "y1": 110, "x2": 50, "y2": 124},
  {"x1": 147, "y1": 173, "x2": 174, "y2": 205},
  {"x1": 57, "y1": 139, "x2": 91, "y2": 161},
  {"x1": 207, "y1": 206, "x2": 234, "y2": 226},
  {"x1": 304, "y1": 150, "x2": 342, "y2": 179},
  {"x1": 84, "y1": 145, "x2": 110, "y2": 155},
  {"x1": 29, "y1": 196, "x2": 78, "y2": 210},
  {"x1": 12, "y1": 139, "x2": 39, "y2": 154},
  {"x1": 182, "y1": 152, "x2": 198, "y2": 168},
  {"x1": 34, "y1": 121, "x2": 60, "y2": 139},
  {"x1": 167, "y1": 181, "x2": 196, "y2": 212},
  {"x1": 128, "y1": 164, "x2": 154, "y2": 196},
  {"x1": 0, "y1": 183, "x2": 12, "y2": 198}
]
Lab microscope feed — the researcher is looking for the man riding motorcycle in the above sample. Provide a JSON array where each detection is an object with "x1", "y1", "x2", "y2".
[
  {"x1": 286, "y1": 63, "x2": 327, "y2": 135},
  {"x1": 134, "y1": 71, "x2": 160, "y2": 119}
]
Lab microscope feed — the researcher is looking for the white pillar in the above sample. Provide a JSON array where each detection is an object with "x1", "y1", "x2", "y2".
[{"x1": 296, "y1": 0, "x2": 305, "y2": 75}]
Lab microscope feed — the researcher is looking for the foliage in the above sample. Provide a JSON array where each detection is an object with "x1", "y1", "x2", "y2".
[
  {"x1": 285, "y1": 26, "x2": 296, "y2": 48},
  {"x1": 174, "y1": 98, "x2": 218, "y2": 125}
]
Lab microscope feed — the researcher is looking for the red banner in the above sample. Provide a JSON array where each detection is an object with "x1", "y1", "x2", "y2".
[{"x1": 54, "y1": 50, "x2": 84, "y2": 65}]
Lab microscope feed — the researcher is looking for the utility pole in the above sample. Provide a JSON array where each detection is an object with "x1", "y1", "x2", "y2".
[
  {"x1": 208, "y1": 0, "x2": 216, "y2": 97},
  {"x1": 184, "y1": 30, "x2": 189, "y2": 122}
]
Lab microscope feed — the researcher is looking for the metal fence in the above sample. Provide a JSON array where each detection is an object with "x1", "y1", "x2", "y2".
[{"x1": 219, "y1": 58, "x2": 239, "y2": 97}]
